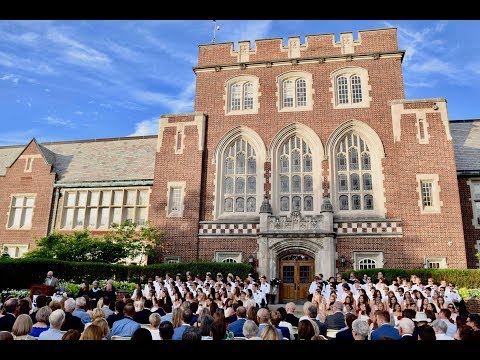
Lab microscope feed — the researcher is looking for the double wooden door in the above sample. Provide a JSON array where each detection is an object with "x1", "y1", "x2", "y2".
[{"x1": 279, "y1": 254, "x2": 314, "y2": 302}]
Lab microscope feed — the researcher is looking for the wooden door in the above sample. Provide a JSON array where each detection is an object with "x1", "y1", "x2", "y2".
[{"x1": 279, "y1": 254, "x2": 314, "y2": 302}]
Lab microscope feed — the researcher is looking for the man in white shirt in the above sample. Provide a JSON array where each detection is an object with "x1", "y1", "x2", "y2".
[
  {"x1": 252, "y1": 283, "x2": 266, "y2": 308},
  {"x1": 259, "y1": 276, "x2": 271, "y2": 304},
  {"x1": 308, "y1": 275, "x2": 322, "y2": 302}
]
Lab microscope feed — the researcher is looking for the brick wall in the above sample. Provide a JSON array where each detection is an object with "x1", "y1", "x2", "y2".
[
  {"x1": 150, "y1": 114, "x2": 205, "y2": 262},
  {"x1": 191, "y1": 28, "x2": 466, "y2": 269},
  {"x1": 0, "y1": 141, "x2": 55, "y2": 251}
]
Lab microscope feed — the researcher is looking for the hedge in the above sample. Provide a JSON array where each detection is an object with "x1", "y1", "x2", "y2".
[
  {"x1": 342, "y1": 268, "x2": 480, "y2": 288},
  {"x1": 0, "y1": 258, "x2": 251, "y2": 290}
]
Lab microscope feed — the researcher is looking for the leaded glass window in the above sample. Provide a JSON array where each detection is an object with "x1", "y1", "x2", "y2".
[
  {"x1": 229, "y1": 81, "x2": 256, "y2": 112},
  {"x1": 336, "y1": 73, "x2": 364, "y2": 106},
  {"x1": 222, "y1": 138, "x2": 258, "y2": 214},
  {"x1": 282, "y1": 77, "x2": 308, "y2": 109},
  {"x1": 336, "y1": 131, "x2": 374, "y2": 211},
  {"x1": 278, "y1": 135, "x2": 314, "y2": 212}
]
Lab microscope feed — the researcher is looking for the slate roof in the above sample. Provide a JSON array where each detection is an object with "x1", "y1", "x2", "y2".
[
  {"x1": 450, "y1": 119, "x2": 480, "y2": 172},
  {"x1": 0, "y1": 136, "x2": 158, "y2": 182},
  {"x1": 0, "y1": 121, "x2": 478, "y2": 182}
]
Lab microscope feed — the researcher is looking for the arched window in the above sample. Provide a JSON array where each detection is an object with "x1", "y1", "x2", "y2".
[
  {"x1": 226, "y1": 76, "x2": 259, "y2": 115},
  {"x1": 282, "y1": 78, "x2": 307, "y2": 108},
  {"x1": 223, "y1": 138, "x2": 257, "y2": 214},
  {"x1": 335, "y1": 132, "x2": 374, "y2": 211},
  {"x1": 278, "y1": 135, "x2": 314, "y2": 212},
  {"x1": 358, "y1": 258, "x2": 376, "y2": 269},
  {"x1": 222, "y1": 258, "x2": 237, "y2": 263},
  {"x1": 278, "y1": 71, "x2": 313, "y2": 112},
  {"x1": 331, "y1": 67, "x2": 370, "y2": 109}
]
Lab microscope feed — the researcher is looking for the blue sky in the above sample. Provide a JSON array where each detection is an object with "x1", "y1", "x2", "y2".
[{"x1": 0, "y1": 20, "x2": 479, "y2": 146}]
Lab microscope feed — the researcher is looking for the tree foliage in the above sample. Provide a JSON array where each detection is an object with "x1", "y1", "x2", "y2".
[{"x1": 24, "y1": 221, "x2": 165, "y2": 264}]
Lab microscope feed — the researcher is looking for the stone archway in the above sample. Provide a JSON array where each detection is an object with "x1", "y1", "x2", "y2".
[{"x1": 256, "y1": 235, "x2": 336, "y2": 290}]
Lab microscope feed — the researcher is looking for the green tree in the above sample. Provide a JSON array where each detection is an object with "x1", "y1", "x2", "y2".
[{"x1": 24, "y1": 221, "x2": 165, "y2": 264}]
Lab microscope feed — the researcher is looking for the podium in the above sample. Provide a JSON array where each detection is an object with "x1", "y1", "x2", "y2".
[{"x1": 30, "y1": 284, "x2": 55, "y2": 299}]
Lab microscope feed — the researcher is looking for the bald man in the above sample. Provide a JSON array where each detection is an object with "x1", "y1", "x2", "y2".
[{"x1": 44, "y1": 270, "x2": 60, "y2": 290}]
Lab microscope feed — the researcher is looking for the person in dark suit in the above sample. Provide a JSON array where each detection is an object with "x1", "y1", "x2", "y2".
[
  {"x1": 61, "y1": 298, "x2": 84, "y2": 332},
  {"x1": 325, "y1": 301, "x2": 346, "y2": 330},
  {"x1": 0, "y1": 298, "x2": 19, "y2": 332},
  {"x1": 107, "y1": 300, "x2": 126, "y2": 328},
  {"x1": 133, "y1": 299, "x2": 153, "y2": 324},
  {"x1": 370, "y1": 310, "x2": 400, "y2": 340},
  {"x1": 44, "y1": 271, "x2": 60, "y2": 291},
  {"x1": 304, "y1": 302, "x2": 327, "y2": 337},
  {"x1": 30, "y1": 295, "x2": 48, "y2": 323},
  {"x1": 336, "y1": 312, "x2": 356, "y2": 340},
  {"x1": 227, "y1": 306, "x2": 247, "y2": 337},
  {"x1": 285, "y1": 302, "x2": 299, "y2": 326}
]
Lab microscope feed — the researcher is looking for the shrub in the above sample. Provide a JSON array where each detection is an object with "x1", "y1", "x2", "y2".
[{"x1": 0, "y1": 258, "x2": 251, "y2": 290}]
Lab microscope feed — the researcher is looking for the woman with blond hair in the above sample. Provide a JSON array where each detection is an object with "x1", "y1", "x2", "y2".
[
  {"x1": 79, "y1": 324, "x2": 103, "y2": 340},
  {"x1": 84, "y1": 307, "x2": 106, "y2": 330},
  {"x1": 12, "y1": 314, "x2": 36, "y2": 340},
  {"x1": 171, "y1": 308, "x2": 183, "y2": 329},
  {"x1": 148, "y1": 313, "x2": 161, "y2": 340},
  {"x1": 92, "y1": 318, "x2": 110, "y2": 340},
  {"x1": 260, "y1": 324, "x2": 282, "y2": 340}
]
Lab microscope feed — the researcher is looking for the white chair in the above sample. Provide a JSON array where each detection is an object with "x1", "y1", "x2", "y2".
[
  {"x1": 326, "y1": 329, "x2": 340, "y2": 339},
  {"x1": 111, "y1": 335, "x2": 131, "y2": 340}
]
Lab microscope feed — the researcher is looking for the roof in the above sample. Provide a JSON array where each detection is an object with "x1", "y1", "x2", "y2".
[
  {"x1": 0, "y1": 136, "x2": 158, "y2": 183},
  {"x1": 450, "y1": 120, "x2": 480, "y2": 172}
]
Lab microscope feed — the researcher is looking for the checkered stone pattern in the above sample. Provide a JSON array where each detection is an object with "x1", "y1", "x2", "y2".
[
  {"x1": 199, "y1": 223, "x2": 258, "y2": 236},
  {"x1": 334, "y1": 221, "x2": 402, "y2": 235}
]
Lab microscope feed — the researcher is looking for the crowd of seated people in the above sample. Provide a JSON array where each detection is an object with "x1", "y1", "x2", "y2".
[{"x1": 0, "y1": 270, "x2": 479, "y2": 341}]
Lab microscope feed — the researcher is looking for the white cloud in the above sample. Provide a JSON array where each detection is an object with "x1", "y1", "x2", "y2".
[
  {"x1": 129, "y1": 117, "x2": 159, "y2": 136},
  {"x1": 42, "y1": 116, "x2": 75, "y2": 128},
  {"x1": 0, "y1": 51, "x2": 56, "y2": 75},
  {"x1": 0, "y1": 29, "x2": 40, "y2": 45},
  {"x1": 103, "y1": 39, "x2": 141, "y2": 63},
  {"x1": 132, "y1": 89, "x2": 193, "y2": 113},
  {"x1": 1, "y1": 74, "x2": 19, "y2": 84},
  {"x1": 46, "y1": 29, "x2": 111, "y2": 68},
  {"x1": 404, "y1": 81, "x2": 436, "y2": 88},
  {"x1": 137, "y1": 28, "x2": 197, "y2": 65},
  {"x1": 74, "y1": 111, "x2": 83, "y2": 115}
]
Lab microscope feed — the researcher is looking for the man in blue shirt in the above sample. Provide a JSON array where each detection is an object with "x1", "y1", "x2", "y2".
[
  {"x1": 39, "y1": 309, "x2": 65, "y2": 340},
  {"x1": 370, "y1": 310, "x2": 400, "y2": 340},
  {"x1": 227, "y1": 306, "x2": 247, "y2": 337},
  {"x1": 111, "y1": 303, "x2": 140, "y2": 337},
  {"x1": 172, "y1": 309, "x2": 193, "y2": 340}
]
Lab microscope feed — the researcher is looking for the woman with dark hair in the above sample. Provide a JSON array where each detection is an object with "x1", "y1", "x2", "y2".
[
  {"x1": 417, "y1": 324, "x2": 436, "y2": 341},
  {"x1": 131, "y1": 327, "x2": 152, "y2": 342},
  {"x1": 198, "y1": 314, "x2": 214, "y2": 340},
  {"x1": 246, "y1": 306, "x2": 259, "y2": 325},
  {"x1": 209, "y1": 297, "x2": 219, "y2": 316},
  {"x1": 159, "y1": 321, "x2": 174, "y2": 340},
  {"x1": 62, "y1": 329, "x2": 81, "y2": 340},
  {"x1": 77, "y1": 282, "x2": 90, "y2": 298},
  {"x1": 297, "y1": 319, "x2": 316, "y2": 340}
]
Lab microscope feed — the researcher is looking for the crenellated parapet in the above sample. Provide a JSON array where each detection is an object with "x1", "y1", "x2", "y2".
[{"x1": 196, "y1": 28, "x2": 399, "y2": 68}]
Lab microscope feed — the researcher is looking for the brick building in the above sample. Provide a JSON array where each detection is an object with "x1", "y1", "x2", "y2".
[{"x1": 1, "y1": 27, "x2": 479, "y2": 302}]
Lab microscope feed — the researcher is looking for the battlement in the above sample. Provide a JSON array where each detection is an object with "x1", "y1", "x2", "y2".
[{"x1": 197, "y1": 28, "x2": 398, "y2": 67}]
